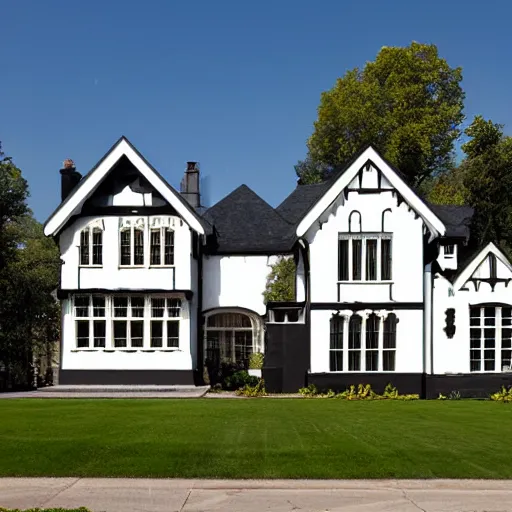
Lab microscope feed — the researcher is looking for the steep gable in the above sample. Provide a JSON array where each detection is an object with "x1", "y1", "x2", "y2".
[
  {"x1": 290, "y1": 146, "x2": 446, "y2": 241},
  {"x1": 44, "y1": 136, "x2": 206, "y2": 236},
  {"x1": 203, "y1": 185, "x2": 295, "y2": 253}
]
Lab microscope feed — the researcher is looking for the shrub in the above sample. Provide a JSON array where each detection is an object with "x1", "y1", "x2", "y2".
[
  {"x1": 298, "y1": 383, "x2": 318, "y2": 397},
  {"x1": 490, "y1": 385, "x2": 512, "y2": 402},
  {"x1": 223, "y1": 370, "x2": 258, "y2": 391},
  {"x1": 236, "y1": 379, "x2": 267, "y2": 397},
  {"x1": 248, "y1": 352, "x2": 264, "y2": 370},
  {"x1": 449, "y1": 390, "x2": 461, "y2": 400},
  {"x1": 438, "y1": 393, "x2": 447, "y2": 400}
]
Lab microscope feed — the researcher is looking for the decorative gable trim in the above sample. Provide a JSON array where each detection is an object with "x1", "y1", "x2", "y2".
[
  {"x1": 44, "y1": 137, "x2": 205, "y2": 236},
  {"x1": 453, "y1": 242, "x2": 512, "y2": 291},
  {"x1": 295, "y1": 146, "x2": 446, "y2": 240}
]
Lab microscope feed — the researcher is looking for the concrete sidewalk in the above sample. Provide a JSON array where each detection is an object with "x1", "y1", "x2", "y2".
[{"x1": 2, "y1": 478, "x2": 512, "y2": 511}]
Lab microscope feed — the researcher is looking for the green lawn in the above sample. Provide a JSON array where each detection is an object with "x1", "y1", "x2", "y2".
[{"x1": 1, "y1": 399, "x2": 511, "y2": 479}]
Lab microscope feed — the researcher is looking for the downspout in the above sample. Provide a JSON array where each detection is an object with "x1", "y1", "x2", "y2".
[
  {"x1": 300, "y1": 238, "x2": 312, "y2": 373},
  {"x1": 197, "y1": 234, "x2": 204, "y2": 384}
]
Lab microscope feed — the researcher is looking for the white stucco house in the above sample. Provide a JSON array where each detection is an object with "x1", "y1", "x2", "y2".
[{"x1": 43, "y1": 136, "x2": 512, "y2": 397}]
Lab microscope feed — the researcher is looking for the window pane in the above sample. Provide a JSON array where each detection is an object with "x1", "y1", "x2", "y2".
[
  {"x1": 92, "y1": 296, "x2": 105, "y2": 317},
  {"x1": 502, "y1": 350, "x2": 512, "y2": 369},
  {"x1": 484, "y1": 307, "x2": 496, "y2": 325},
  {"x1": 131, "y1": 297, "x2": 145, "y2": 317},
  {"x1": 74, "y1": 296, "x2": 89, "y2": 317},
  {"x1": 352, "y1": 239, "x2": 362, "y2": 281},
  {"x1": 366, "y1": 351, "x2": 378, "y2": 371},
  {"x1": 150, "y1": 229, "x2": 161, "y2": 265},
  {"x1": 338, "y1": 239, "x2": 349, "y2": 281},
  {"x1": 348, "y1": 351, "x2": 360, "y2": 371},
  {"x1": 330, "y1": 316, "x2": 343, "y2": 350},
  {"x1": 470, "y1": 307, "x2": 481, "y2": 326},
  {"x1": 234, "y1": 331, "x2": 253, "y2": 366},
  {"x1": 131, "y1": 320, "x2": 144, "y2": 348},
  {"x1": 113, "y1": 321, "x2": 127, "y2": 348},
  {"x1": 92, "y1": 229, "x2": 102, "y2": 265},
  {"x1": 489, "y1": 254, "x2": 497, "y2": 278},
  {"x1": 349, "y1": 316, "x2": 361, "y2": 349},
  {"x1": 114, "y1": 297, "x2": 128, "y2": 317},
  {"x1": 366, "y1": 314, "x2": 379, "y2": 349},
  {"x1": 381, "y1": 239, "x2": 392, "y2": 280},
  {"x1": 484, "y1": 329, "x2": 495, "y2": 348},
  {"x1": 80, "y1": 230, "x2": 90, "y2": 265},
  {"x1": 93, "y1": 320, "x2": 106, "y2": 348},
  {"x1": 151, "y1": 321, "x2": 163, "y2": 347},
  {"x1": 470, "y1": 328, "x2": 481, "y2": 348},
  {"x1": 134, "y1": 229, "x2": 144, "y2": 265},
  {"x1": 383, "y1": 314, "x2": 397, "y2": 349},
  {"x1": 330, "y1": 351, "x2": 343, "y2": 372},
  {"x1": 76, "y1": 320, "x2": 89, "y2": 348},
  {"x1": 470, "y1": 359, "x2": 481, "y2": 372},
  {"x1": 484, "y1": 349, "x2": 495, "y2": 371},
  {"x1": 164, "y1": 229, "x2": 174, "y2": 265},
  {"x1": 167, "y1": 298, "x2": 181, "y2": 318},
  {"x1": 503, "y1": 307, "x2": 512, "y2": 326},
  {"x1": 151, "y1": 298, "x2": 165, "y2": 317},
  {"x1": 366, "y1": 239, "x2": 377, "y2": 281},
  {"x1": 120, "y1": 230, "x2": 131, "y2": 265},
  {"x1": 167, "y1": 321, "x2": 179, "y2": 348},
  {"x1": 205, "y1": 331, "x2": 221, "y2": 366},
  {"x1": 207, "y1": 313, "x2": 251, "y2": 328},
  {"x1": 383, "y1": 351, "x2": 395, "y2": 371}
]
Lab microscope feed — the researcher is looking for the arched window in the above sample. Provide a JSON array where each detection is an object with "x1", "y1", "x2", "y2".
[
  {"x1": 348, "y1": 315, "x2": 362, "y2": 371},
  {"x1": 329, "y1": 314, "x2": 344, "y2": 371},
  {"x1": 366, "y1": 313, "x2": 380, "y2": 371},
  {"x1": 204, "y1": 312, "x2": 262, "y2": 369},
  {"x1": 80, "y1": 226, "x2": 103, "y2": 266},
  {"x1": 383, "y1": 313, "x2": 397, "y2": 371}
]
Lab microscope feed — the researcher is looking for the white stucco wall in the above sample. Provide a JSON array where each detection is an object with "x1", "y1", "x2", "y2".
[
  {"x1": 432, "y1": 264, "x2": 512, "y2": 375},
  {"x1": 306, "y1": 190, "x2": 424, "y2": 304},
  {"x1": 202, "y1": 255, "x2": 279, "y2": 316},
  {"x1": 60, "y1": 215, "x2": 193, "y2": 291},
  {"x1": 310, "y1": 309, "x2": 423, "y2": 374}
]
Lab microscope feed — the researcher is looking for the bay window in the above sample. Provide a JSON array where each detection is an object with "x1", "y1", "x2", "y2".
[
  {"x1": 338, "y1": 234, "x2": 392, "y2": 282},
  {"x1": 329, "y1": 312, "x2": 397, "y2": 372},
  {"x1": 72, "y1": 294, "x2": 183, "y2": 350},
  {"x1": 470, "y1": 305, "x2": 512, "y2": 372}
]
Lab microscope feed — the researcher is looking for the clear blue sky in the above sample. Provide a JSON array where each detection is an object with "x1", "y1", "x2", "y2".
[{"x1": 2, "y1": 0, "x2": 511, "y2": 222}]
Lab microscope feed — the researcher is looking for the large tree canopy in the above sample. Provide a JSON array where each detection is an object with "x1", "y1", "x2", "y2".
[{"x1": 299, "y1": 42, "x2": 465, "y2": 186}]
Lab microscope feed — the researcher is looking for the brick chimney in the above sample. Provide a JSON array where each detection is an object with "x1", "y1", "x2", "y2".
[
  {"x1": 59, "y1": 159, "x2": 82, "y2": 201},
  {"x1": 180, "y1": 161, "x2": 200, "y2": 209}
]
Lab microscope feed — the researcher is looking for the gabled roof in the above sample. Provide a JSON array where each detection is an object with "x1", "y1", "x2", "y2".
[
  {"x1": 276, "y1": 181, "x2": 332, "y2": 226},
  {"x1": 429, "y1": 204, "x2": 474, "y2": 240},
  {"x1": 453, "y1": 242, "x2": 512, "y2": 290},
  {"x1": 44, "y1": 136, "x2": 206, "y2": 236},
  {"x1": 203, "y1": 185, "x2": 295, "y2": 253},
  {"x1": 288, "y1": 146, "x2": 446, "y2": 240}
]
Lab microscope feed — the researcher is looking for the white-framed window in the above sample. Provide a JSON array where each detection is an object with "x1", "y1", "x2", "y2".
[
  {"x1": 470, "y1": 305, "x2": 512, "y2": 372},
  {"x1": 338, "y1": 233, "x2": 392, "y2": 282},
  {"x1": 150, "y1": 297, "x2": 181, "y2": 348},
  {"x1": 74, "y1": 295, "x2": 106, "y2": 348},
  {"x1": 329, "y1": 312, "x2": 397, "y2": 372},
  {"x1": 80, "y1": 226, "x2": 103, "y2": 266},
  {"x1": 150, "y1": 227, "x2": 175, "y2": 266},
  {"x1": 72, "y1": 294, "x2": 182, "y2": 350},
  {"x1": 119, "y1": 226, "x2": 144, "y2": 266}
]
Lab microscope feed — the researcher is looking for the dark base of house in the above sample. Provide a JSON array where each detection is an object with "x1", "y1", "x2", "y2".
[
  {"x1": 301, "y1": 372, "x2": 512, "y2": 399},
  {"x1": 59, "y1": 369, "x2": 197, "y2": 386}
]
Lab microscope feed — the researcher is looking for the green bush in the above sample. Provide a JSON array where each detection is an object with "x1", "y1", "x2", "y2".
[
  {"x1": 223, "y1": 370, "x2": 258, "y2": 391},
  {"x1": 236, "y1": 379, "x2": 267, "y2": 397},
  {"x1": 298, "y1": 383, "x2": 318, "y2": 397},
  {"x1": 299, "y1": 383, "x2": 419, "y2": 401},
  {"x1": 248, "y1": 352, "x2": 264, "y2": 369}
]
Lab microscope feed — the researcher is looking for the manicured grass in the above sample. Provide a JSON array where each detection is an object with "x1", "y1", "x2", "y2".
[{"x1": 1, "y1": 399, "x2": 512, "y2": 479}]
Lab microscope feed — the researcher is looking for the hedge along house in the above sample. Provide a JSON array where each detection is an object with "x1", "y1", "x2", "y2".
[{"x1": 44, "y1": 137, "x2": 512, "y2": 397}]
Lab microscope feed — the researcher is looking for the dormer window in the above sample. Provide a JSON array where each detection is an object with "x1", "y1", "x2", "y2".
[
  {"x1": 80, "y1": 226, "x2": 103, "y2": 266},
  {"x1": 443, "y1": 245, "x2": 455, "y2": 258},
  {"x1": 150, "y1": 227, "x2": 175, "y2": 266},
  {"x1": 120, "y1": 226, "x2": 144, "y2": 266}
]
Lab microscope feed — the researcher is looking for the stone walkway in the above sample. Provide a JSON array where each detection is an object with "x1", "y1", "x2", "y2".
[
  {"x1": 1, "y1": 478, "x2": 512, "y2": 511},
  {"x1": 0, "y1": 385, "x2": 209, "y2": 399}
]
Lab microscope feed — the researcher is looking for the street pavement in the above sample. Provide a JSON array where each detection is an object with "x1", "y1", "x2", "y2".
[{"x1": 1, "y1": 478, "x2": 512, "y2": 511}]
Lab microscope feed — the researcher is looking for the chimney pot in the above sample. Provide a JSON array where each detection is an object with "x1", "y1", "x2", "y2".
[
  {"x1": 63, "y1": 158, "x2": 75, "y2": 170},
  {"x1": 181, "y1": 161, "x2": 201, "y2": 209},
  {"x1": 187, "y1": 161, "x2": 198, "y2": 171}
]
